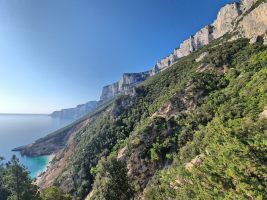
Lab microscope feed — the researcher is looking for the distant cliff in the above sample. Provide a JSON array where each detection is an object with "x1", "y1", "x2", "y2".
[
  {"x1": 50, "y1": 101, "x2": 98, "y2": 120},
  {"x1": 99, "y1": 0, "x2": 267, "y2": 101},
  {"x1": 100, "y1": 72, "x2": 150, "y2": 100}
]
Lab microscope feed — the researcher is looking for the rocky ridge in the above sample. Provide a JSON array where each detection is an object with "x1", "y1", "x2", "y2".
[
  {"x1": 100, "y1": 0, "x2": 267, "y2": 101},
  {"x1": 50, "y1": 101, "x2": 98, "y2": 120}
]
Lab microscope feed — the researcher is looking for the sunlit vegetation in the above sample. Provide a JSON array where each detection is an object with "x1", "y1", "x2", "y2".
[
  {"x1": 144, "y1": 43, "x2": 267, "y2": 199},
  {"x1": 50, "y1": 36, "x2": 267, "y2": 200}
]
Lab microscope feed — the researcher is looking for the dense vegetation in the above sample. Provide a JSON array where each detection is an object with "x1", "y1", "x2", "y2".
[
  {"x1": 90, "y1": 155, "x2": 135, "y2": 200},
  {"x1": 49, "y1": 36, "x2": 267, "y2": 200}
]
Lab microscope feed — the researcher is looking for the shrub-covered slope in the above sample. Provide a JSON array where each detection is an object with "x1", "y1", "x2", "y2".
[
  {"x1": 143, "y1": 41, "x2": 267, "y2": 200},
  {"x1": 45, "y1": 37, "x2": 267, "y2": 200}
]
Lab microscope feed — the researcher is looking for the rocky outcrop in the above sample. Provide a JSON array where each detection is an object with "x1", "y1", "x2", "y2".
[
  {"x1": 240, "y1": 0, "x2": 259, "y2": 11},
  {"x1": 212, "y1": 3, "x2": 241, "y2": 38},
  {"x1": 195, "y1": 52, "x2": 209, "y2": 62},
  {"x1": 150, "y1": 25, "x2": 214, "y2": 75},
  {"x1": 185, "y1": 154, "x2": 205, "y2": 171},
  {"x1": 100, "y1": 72, "x2": 149, "y2": 100},
  {"x1": 264, "y1": 33, "x2": 267, "y2": 45},
  {"x1": 50, "y1": 101, "x2": 98, "y2": 120},
  {"x1": 238, "y1": 2, "x2": 267, "y2": 39}
]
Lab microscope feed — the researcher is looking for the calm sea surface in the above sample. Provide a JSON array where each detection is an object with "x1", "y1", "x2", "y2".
[{"x1": 0, "y1": 114, "x2": 73, "y2": 178}]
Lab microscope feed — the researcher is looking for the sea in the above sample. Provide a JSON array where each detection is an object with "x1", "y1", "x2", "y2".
[{"x1": 0, "y1": 114, "x2": 73, "y2": 178}]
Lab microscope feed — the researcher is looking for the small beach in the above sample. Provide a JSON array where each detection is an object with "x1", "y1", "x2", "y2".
[{"x1": 0, "y1": 114, "x2": 73, "y2": 178}]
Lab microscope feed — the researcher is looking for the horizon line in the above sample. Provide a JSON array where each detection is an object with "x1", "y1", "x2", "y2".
[{"x1": 0, "y1": 113, "x2": 50, "y2": 115}]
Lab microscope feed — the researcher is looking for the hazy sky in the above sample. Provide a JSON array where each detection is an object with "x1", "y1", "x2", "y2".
[{"x1": 0, "y1": 0, "x2": 235, "y2": 114}]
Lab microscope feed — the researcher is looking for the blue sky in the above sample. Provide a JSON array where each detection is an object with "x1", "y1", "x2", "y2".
[{"x1": 0, "y1": 0, "x2": 236, "y2": 114}]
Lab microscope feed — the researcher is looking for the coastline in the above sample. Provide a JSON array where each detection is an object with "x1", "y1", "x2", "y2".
[
  {"x1": 48, "y1": 154, "x2": 55, "y2": 163},
  {"x1": 14, "y1": 153, "x2": 55, "y2": 179},
  {"x1": 34, "y1": 153, "x2": 57, "y2": 187},
  {"x1": 35, "y1": 154, "x2": 55, "y2": 178}
]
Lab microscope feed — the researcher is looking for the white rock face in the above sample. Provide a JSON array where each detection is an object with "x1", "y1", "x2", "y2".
[
  {"x1": 212, "y1": 3, "x2": 241, "y2": 38},
  {"x1": 195, "y1": 52, "x2": 209, "y2": 63},
  {"x1": 151, "y1": 25, "x2": 214, "y2": 75},
  {"x1": 240, "y1": 0, "x2": 259, "y2": 11},
  {"x1": 238, "y1": 3, "x2": 267, "y2": 39},
  {"x1": 151, "y1": 3, "x2": 241, "y2": 74},
  {"x1": 176, "y1": 25, "x2": 214, "y2": 57},
  {"x1": 100, "y1": 72, "x2": 149, "y2": 100},
  {"x1": 151, "y1": 1, "x2": 267, "y2": 75},
  {"x1": 100, "y1": 82, "x2": 120, "y2": 101},
  {"x1": 51, "y1": 101, "x2": 98, "y2": 119}
]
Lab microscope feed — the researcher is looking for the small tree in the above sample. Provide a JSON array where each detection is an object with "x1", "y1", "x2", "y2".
[
  {"x1": 93, "y1": 156, "x2": 135, "y2": 200},
  {"x1": 40, "y1": 186, "x2": 72, "y2": 200},
  {"x1": 4, "y1": 155, "x2": 40, "y2": 200},
  {"x1": 0, "y1": 157, "x2": 10, "y2": 200}
]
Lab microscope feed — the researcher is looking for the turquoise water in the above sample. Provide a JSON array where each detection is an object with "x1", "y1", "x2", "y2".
[
  {"x1": 0, "y1": 114, "x2": 73, "y2": 178},
  {"x1": 15, "y1": 154, "x2": 50, "y2": 178}
]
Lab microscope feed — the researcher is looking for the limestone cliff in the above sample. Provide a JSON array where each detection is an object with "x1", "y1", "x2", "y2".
[
  {"x1": 150, "y1": 2, "x2": 242, "y2": 73},
  {"x1": 100, "y1": 0, "x2": 267, "y2": 101},
  {"x1": 51, "y1": 101, "x2": 98, "y2": 120},
  {"x1": 238, "y1": 2, "x2": 267, "y2": 39},
  {"x1": 240, "y1": 0, "x2": 259, "y2": 11},
  {"x1": 100, "y1": 72, "x2": 149, "y2": 100}
]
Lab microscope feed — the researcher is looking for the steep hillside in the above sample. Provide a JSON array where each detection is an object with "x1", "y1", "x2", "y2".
[
  {"x1": 89, "y1": 39, "x2": 267, "y2": 200},
  {"x1": 37, "y1": 36, "x2": 266, "y2": 199},
  {"x1": 17, "y1": 0, "x2": 267, "y2": 199},
  {"x1": 142, "y1": 41, "x2": 267, "y2": 200}
]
